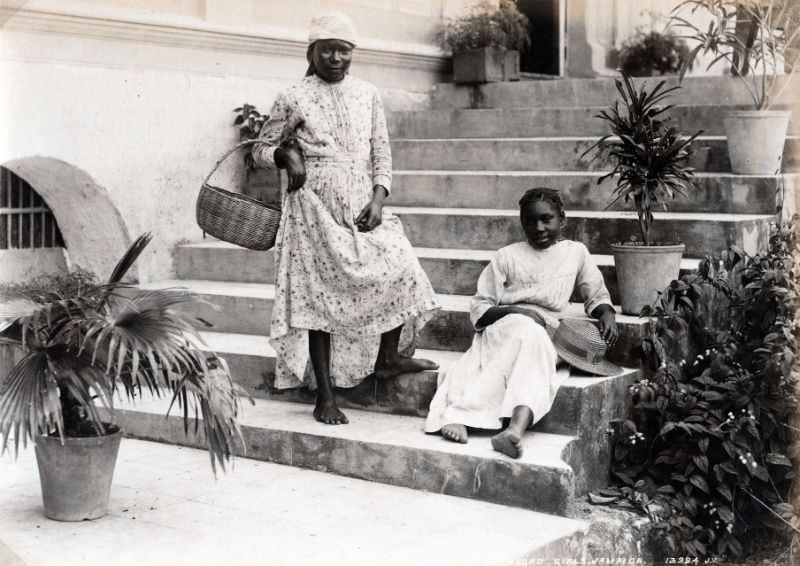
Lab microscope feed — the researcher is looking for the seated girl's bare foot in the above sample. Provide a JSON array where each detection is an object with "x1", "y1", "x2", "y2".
[
  {"x1": 314, "y1": 398, "x2": 349, "y2": 425},
  {"x1": 375, "y1": 355, "x2": 439, "y2": 379},
  {"x1": 491, "y1": 429, "x2": 523, "y2": 458},
  {"x1": 440, "y1": 423, "x2": 468, "y2": 444}
]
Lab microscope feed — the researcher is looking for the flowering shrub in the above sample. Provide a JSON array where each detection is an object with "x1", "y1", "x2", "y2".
[
  {"x1": 592, "y1": 222, "x2": 798, "y2": 560},
  {"x1": 617, "y1": 30, "x2": 691, "y2": 76}
]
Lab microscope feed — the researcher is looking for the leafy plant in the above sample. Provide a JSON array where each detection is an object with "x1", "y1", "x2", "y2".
[
  {"x1": 0, "y1": 233, "x2": 249, "y2": 473},
  {"x1": 435, "y1": 0, "x2": 531, "y2": 53},
  {"x1": 234, "y1": 103, "x2": 267, "y2": 172},
  {"x1": 670, "y1": 0, "x2": 800, "y2": 109},
  {"x1": 617, "y1": 30, "x2": 692, "y2": 76},
  {"x1": 592, "y1": 222, "x2": 798, "y2": 561},
  {"x1": 582, "y1": 72, "x2": 702, "y2": 246}
]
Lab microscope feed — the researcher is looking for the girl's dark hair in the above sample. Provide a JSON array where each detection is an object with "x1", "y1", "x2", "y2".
[{"x1": 519, "y1": 187, "x2": 565, "y2": 218}]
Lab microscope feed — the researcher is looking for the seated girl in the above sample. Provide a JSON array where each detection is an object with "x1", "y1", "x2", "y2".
[{"x1": 424, "y1": 187, "x2": 619, "y2": 458}]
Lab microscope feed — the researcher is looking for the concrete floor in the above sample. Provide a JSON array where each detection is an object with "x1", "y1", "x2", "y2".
[{"x1": 0, "y1": 438, "x2": 587, "y2": 566}]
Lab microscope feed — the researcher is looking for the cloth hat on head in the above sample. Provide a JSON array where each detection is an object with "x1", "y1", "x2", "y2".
[
  {"x1": 308, "y1": 12, "x2": 358, "y2": 46},
  {"x1": 552, "y1": 318, "x2": 623, "y2": 377}
]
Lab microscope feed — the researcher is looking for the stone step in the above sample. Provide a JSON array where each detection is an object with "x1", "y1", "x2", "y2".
[
  {"x1": 387, "y1": 207, "x2": 773, "y2": 257},
  {"x1": 390, "y1": 105, "x2": 800, "y2": 139},
  {"x1": 175, "y1": 241, "x2": 700, "y2": 300},
  {"x1": 112, "y1": 396, "x2": 585, "y2": 515},
  {"x1": 390, "y1": 171, "x2": 792, "y2": 215},
  {"x1": 391, "y1": 136, "x2": 799, "y2": 173},
  {"x1": 137, "y1": 280, "x2": 648, "y2": 367},
  {"x1": 197, "y1": 331, "x2": 639, "y2": 441},
  {"x1": 428, "y1": 74, "x2": 798, "y2": 110}
]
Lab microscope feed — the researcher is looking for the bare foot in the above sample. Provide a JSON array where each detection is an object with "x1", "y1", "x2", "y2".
[
  {"x1": 313, "y1": 398, "x2": 349, "y2": 425},
  {"x1": 491, "y1": 429, "x2": 523, "y2": 458},
  {"x1": 374, "y1": 356, "x2": 439, "y2": 379},
  {"x1": 440, "y1": 423, "x2": 468, "y2": 444}
]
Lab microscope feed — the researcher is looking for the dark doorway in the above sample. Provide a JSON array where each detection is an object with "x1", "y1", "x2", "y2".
[{"x1": 517, "y1": 0, "x2": 561, "y2": 75}]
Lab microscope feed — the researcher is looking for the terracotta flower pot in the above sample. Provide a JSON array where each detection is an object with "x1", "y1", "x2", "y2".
[
  {"x1": 34, "y1": 426, "x2": 122, "y2": 521},
  {"x1": 612, "y1": 243, "x2": 685, "y2": 315},
  {"x1": 722, "y1": 110, "x2": 791, "y2": 175}
]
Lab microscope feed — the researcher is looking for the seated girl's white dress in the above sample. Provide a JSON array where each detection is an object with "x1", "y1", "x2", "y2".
[{"x1": 424, "y1": 240, "x2": 613, "y2": 432}]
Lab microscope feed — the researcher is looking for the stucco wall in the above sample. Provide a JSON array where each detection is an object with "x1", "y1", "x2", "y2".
[
  {"x1": 0, "y1": 0, "x2": 455, "y2": 283},
  {"x1": 0, "y1": 249, "x2": 68, "y2": 284}
]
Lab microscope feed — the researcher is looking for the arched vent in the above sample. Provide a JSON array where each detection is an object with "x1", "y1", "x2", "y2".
[{"x1": 0, "y1": 167, "x2": 64, "y2": 250}]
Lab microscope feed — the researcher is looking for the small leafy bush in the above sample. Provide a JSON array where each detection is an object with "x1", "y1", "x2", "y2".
[
  {"x1": 617, "y1": 30, "x2": 692, "y2": 76},
  {"x1": 234, "y1": 103, "x2": 267, "y2": 172},
  {"x1": 436, "y1": 0, "x2": 530, "y2": 53},
  {"x1": 593, "y1": 222, "x2": 798, "y2": 561}
]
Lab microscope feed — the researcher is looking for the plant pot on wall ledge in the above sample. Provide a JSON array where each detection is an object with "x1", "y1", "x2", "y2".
[
  {"x1": 35, "y1": 426, "x2": 123, "y2": 521},
  {"x1": 453, "y1": 47, "x2": 520, "y2": 84},
  {"x1": 612, "y1": 243, "x2": 686, "y2": 316},
  {"x1": 722, "y1": 110, "x2": 791, "y2": 175}
]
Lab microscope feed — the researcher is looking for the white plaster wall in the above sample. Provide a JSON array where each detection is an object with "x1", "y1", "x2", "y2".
[
  {"x1": 0, "y1": 0, "x2": 453, "y2": 283},
  {"x1": 0, "y1": 249, "x2": 68, "y2": 284}
]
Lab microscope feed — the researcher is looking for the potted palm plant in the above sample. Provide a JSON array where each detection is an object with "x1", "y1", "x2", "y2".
[
  {"x1": 670, "y1": 0, "x2": 800, "y2": 174},
  {"x1": 583, "y1": 72, "x2": 702, "y2": 315},
  {"x1": 0, "y1": 233, "x2": 247, "y2": 521},
  {"x1": 436, "y1": 0, "x2": 530, "y2": 84}
]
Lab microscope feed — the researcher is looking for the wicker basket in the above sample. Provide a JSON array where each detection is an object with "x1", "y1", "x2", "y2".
[{"x1": 196, "y1": 139, "x2": 281, "y2": 251}]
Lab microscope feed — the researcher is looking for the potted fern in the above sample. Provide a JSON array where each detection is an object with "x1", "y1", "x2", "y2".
[
  {"x1": 436, "y1": 0, "x2": 530, "y2": 84},
  {"x1": 670, "y1": 0, "x2": 800, "y2": 174},
  {"x1": 583, "y1": 72, "x2": 702, "y2": 315},
  {"x1": 0, "y1": 233, "x2": 247, "y2": 521}
]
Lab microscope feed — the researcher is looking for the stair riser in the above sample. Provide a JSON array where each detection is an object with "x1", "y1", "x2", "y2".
[
  {"x1": 176, "y1": 247, "x2": 276, "y2": 285},
  {"x1": 428, "y1": 75, "x2": 797, "y2": 110},
  {"x1": 396, "y1": 212, "x2": 772, "y2": 257},
  {"x1": 390, "y1": 106, "x2": 800, "y2": 139},
  {"x1": 391, "y1": 138, "x2": 799, "y2": 173},
  {"x1": 115, "y1": 409, "x2": 576, "y2": 515},
  {"x1": 390, "y1": 173, "x2": 786, "y2": 215},
  {"x1": 178, "y1": 294, "x2": 644, "y2": 367}
]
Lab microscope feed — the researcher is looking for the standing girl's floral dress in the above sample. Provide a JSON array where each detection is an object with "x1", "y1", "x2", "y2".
[{"x1": 253, "y1": 74, "x2": 439, "y2": 389}]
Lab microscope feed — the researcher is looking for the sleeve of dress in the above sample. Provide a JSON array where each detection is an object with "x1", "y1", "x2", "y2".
[
  {"x1": 469, "y1": 252, "x2": 507, "y2": 330},
  {"x1": 575, "y1": 243, "x2": 614, "y2": 315},
  {"x1": 252, "y1": 91, "x2": 292, "y2": 170},
  {"x1": 370, "y1": 89, "x2": 392, "y2": 194}
]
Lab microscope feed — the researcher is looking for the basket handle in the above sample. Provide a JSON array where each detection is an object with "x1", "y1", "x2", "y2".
[{"x1": 202, "y1": 139, "x2": 264, "y2": 186}]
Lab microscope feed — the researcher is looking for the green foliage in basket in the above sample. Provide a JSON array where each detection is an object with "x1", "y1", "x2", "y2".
[
  {"x1": 435, "y1": 0, "x2": 531, "y2": 53},
  {"x1": 590, "y1": 222, "x2": 798, "y2": 561},
  {"x1": 234, "y1": 103, "x2": 268, "y2": 172},
  {"x1": 0, "y1": 233, "x2": 250, "y2": 473},
  {"x1": 582, "y1": 72, "x2": 702, "y2": 246}
]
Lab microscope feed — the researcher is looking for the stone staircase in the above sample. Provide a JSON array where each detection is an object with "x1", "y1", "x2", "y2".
[{"x1": 117, "y1": 76, "x2": 795, "y2": 560}]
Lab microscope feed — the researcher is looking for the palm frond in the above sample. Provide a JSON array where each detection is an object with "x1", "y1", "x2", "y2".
[{"x1": 107, "y1": 233, "x2": 153, "y2": 285}]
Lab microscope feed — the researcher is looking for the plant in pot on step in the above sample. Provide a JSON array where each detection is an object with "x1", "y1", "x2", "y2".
[
  {"x1": 435, "y1": 0, "x2": 530, "y2": 84},
  {"x1": 0, "y1": 233, "x2": 248, "y2": 521},
  {"x1": 582, "y1": 71, "x2": 702, "y2": 316},
  {"x1": 670, "y1": 0, "x2": 800, "y2": 174},
  {"x1": 233, "y1": 103, "x2": 281, "y2": 205}
]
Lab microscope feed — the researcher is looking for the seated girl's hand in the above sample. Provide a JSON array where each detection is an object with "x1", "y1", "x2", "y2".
[{"x1": 597, "y1": 310, "x2": 618, "y2": 347}]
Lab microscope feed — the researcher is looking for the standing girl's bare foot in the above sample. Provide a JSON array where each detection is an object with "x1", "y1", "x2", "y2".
[
  {"x1": 314, "y1": 398, "x2": 349, "y2": 425},
  {"x1": 374, "y1": 355, "x2": 439, "y2": 379},
  {"x1": 491, "y1": 429, "x2": 523, "y2": 458},
  {"x1": 440, "y1": 423, "x2": 468, "y2": 443}
]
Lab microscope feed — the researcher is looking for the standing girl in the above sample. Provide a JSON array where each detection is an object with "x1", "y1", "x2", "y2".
[{"x1": 253, "y1": 13, "x2": 439, "y2": 425}]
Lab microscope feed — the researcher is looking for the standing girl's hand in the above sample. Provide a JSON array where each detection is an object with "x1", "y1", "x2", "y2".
[
  {"x1": 275, "y1": 146, "x2": 306, "y2": 192},
  {"x1": 355, "y1": 185, "x2": 387, "y2": 232}
]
